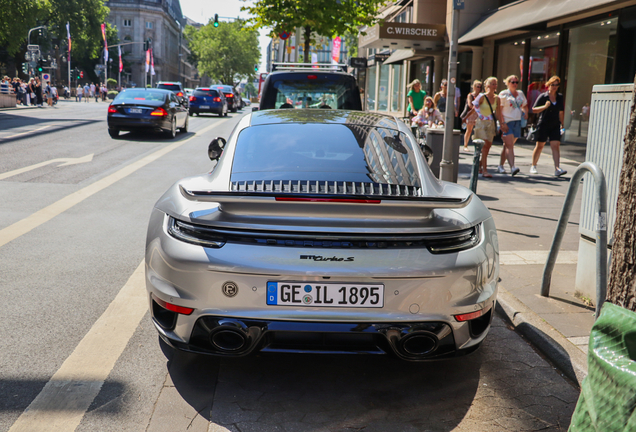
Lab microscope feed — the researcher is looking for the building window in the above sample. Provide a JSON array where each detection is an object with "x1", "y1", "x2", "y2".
[
  {"x1": 391, "y1": 64, "x2": 403, "y2": 112},
  {"x1": 146, "y1": 21, "x2": 153, "y2": 29},
  {"x1": 123, "y1": 19, "x2": 132, "y2": 27},
  {"x1": 564, "y1": 17, "x2": 618, "y2": 143},
  {"x1": 367, "y1": 66, "x2": 377, "y2": 110},
  {"x1": 378, "y1": 63, "x2": 390, "y2": 111}
]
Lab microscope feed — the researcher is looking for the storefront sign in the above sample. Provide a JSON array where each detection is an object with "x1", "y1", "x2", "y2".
[
  {"x1": 349, "y1": 57, "x2": 367, "y2": 68},
  {"x1": 360, "y1": 22, "x2": 446, "y2": 50},
  {"x1": 380, "y1": 23, "x2": 444, "y2": 39}
]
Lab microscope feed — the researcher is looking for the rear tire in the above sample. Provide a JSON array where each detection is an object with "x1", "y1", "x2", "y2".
[
  {"x1": 166, "y1": 117, "x2": 177, "y2": 139},
  {"x1": 108, "y1": 128, "x2": 119, "y2": 138},
  {"x1": 188, "y1": 111, "x2": 193, "y2": 117}
]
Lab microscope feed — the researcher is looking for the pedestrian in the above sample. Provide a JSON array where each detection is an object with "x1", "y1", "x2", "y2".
[
  {"x1": 472, "y1": 76, "x2": 503, "y2": 178},
  {"x1": 496, "y1": 75, "x2": 527, "y2": 176},
  {"x1": 18, "y1": 79, "x2": 27, "y2": 105},
  {"x1": 51, "y1": 85, "x2": 58, "y2": 105},
  {"x1": 530, "y1": 75, "x2": 566, "y2": 177},
  {"x1": 45, "y1": 81, "x2": 53, "y2": 106},
  {"x1": 412, "y1": 96, "x2": 444, "y2": 128},
  {"x1": 461, "y1": 80, "x2": 482, "y2": 151},
  {"x1": 77, "y1": 84, "x2": 83, "y2": 102},
  {"x1": 406, "y1": 79, "x2": 426, "y2": 120},
  {"x1": 0, "y1": 76, "x2": 9, "y2": 93},
  {"x1": 433, "y1": 79, "x2": 448, "y2": 113},
  {"x1": 28, "y1": 78, "x2": 36, "y2": 105},
  {"x1": 83, "y1": 83, "x2": 90, "y2": 102},
  {"x1": 35, "y1": 78, "x2": 43, "y2": 106},
  {"x1": 94, "y1": 83, "x2": 99, "y2": 102}
]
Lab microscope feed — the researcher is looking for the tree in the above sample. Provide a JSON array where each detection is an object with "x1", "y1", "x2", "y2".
[
  {"x1": 185, "y1": 20, "x2": 260, "y2": 85},
  {"x1": 242, "y1": 0, "x2": 386, "y2": 63},
  {"x1": 607, "y1": 73, "x2": 636, "y2": 312},
  {"x1": 0, "y1": 0, "x2": 48, "y2": 55}
]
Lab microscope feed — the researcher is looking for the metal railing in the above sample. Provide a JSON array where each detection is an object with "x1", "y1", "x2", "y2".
[{"x1": 541, "y1": 162, "x2": 608, "y2": 319}]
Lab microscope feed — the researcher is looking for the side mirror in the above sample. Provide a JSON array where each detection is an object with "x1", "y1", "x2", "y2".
[
  {"x1": 208, "y1": 137, "x2": 226, "y2": 161},
  {"x1": 251, "y1": 107, "x2": 259, "y2": 111}
]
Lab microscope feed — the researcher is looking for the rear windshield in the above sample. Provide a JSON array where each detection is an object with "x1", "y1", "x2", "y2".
[
  {"x1": 194, "y1": 89, "x2": 220, "y2": 97},
  {"x1": 262, "y1": 75, "x2": 361, "y2": 110},
  {"x1": 157, "y1": 84, "x2": 181, "y2": 91},
  {"x1": 216, "y1": 86, "x2": 234, "y2": 93},
  {"x1": 231, "y1": 123, "x2": 420, "y2": 186},
  {"x1": 114, "y1": 90, "x2": 165, "y2": 102}
]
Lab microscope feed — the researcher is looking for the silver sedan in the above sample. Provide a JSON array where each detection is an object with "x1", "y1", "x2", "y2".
[{"x1": 145, "y1": 109, "x2": 499, "y2": 360}]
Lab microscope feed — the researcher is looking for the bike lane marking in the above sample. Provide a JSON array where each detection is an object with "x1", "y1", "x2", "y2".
[
  {"x1": 8, "y1": 261, "x2": 146, "y2": 432},
  {"x1": 0, "y1": 119, "x2": 226, "y2": 249}
]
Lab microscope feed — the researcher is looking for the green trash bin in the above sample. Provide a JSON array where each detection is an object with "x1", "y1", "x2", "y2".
[{"x1": 568, "y1": 302, "x2": 636, "y2": 431}]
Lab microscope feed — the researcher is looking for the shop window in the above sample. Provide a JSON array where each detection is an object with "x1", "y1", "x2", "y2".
[
  {"x1": 615, "y1": 6, "x2": 636, "y2": 83},
  {"x1": 496, "y1": 38, "x2": 526, "y2": 93},
  {"x1": 378, "y1": 63, "x2": 390, "y2": 111},
  {"x1": 391, "y1": 64, "x2": 403, "y2": 111},
  {"x1": 367, "y1": 66, "x2": 377, "y2": 110},
  {"x1": 563, "y1": 17, "x2": 618, "y2": 144}
]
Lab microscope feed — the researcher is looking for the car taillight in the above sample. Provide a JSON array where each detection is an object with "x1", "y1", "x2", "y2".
[
  {"x1": 308, "y1": 75, "x2": 318, "y2": 79},
  {"x1": 189, "y1": 96, "x2": 196, "y2": 102},
  {"x1": 275, "y1": 197, "x2": 381, "y2": 204},
  {"x1": 213, "y1": 97, "x2": 221, "y2": 102},
  {"x1": 152, "y1": 294, "x2": 194, "y2": 315},
  {"x1": 176, "y1": 92, "x2": 183, "y2": 97},
  {"x1": 107, "y1": 105, "x2": 118, "y2": 113},
  {"x1": 167, "y1": 217, "x2": 226, "y2": 248},
  {"x1": 225, "y1": 94, "x2": 233, "y2": 98},
  {"x1": 150, "y1": 107, "x2": 168, "y2": 116}
]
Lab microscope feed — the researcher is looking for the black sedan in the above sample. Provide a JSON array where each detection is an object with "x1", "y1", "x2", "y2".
[{"x1": 107, "y1": 89, "x2": 189, "y2": 139}]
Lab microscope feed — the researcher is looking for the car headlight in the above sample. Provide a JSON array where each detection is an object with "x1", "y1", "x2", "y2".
[
  {"x1": 426, "y1": 225, "x2": 480, "y2": 254},
  {"x1": 167, "y1": 216, "x2": 226, "y2": 248}
]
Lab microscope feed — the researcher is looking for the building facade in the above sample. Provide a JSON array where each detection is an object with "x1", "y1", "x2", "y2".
[{"x1": 106, "y1": 0, "x2": 196, "y2": 88}]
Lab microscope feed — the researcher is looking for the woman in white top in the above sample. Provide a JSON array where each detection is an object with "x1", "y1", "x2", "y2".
[
  {"x1": 497, "y1": 75, "x2": 527, "y2": 176},
  {"x1": 412, "y1": 97, "x2": 444, "y2": 128}
]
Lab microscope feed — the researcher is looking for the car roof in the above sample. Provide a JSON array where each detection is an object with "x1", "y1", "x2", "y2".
[
  {"x1": 268, "y1": 70, "x2": 354, "y2": 78},
  {"x1": 121, "y1": 88, "x2": 170, "y2": 93},
  {"x1": 249, "y1": 109, "x2": 399, "y2": 129}
]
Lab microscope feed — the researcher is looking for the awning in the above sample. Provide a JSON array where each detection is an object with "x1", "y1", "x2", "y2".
[
  {"x1": 459, "y1": 0, "x2": 618, "y2": 43},
  {"x1": 383, "y1": 48, "x2": 443, "y2": 64}
]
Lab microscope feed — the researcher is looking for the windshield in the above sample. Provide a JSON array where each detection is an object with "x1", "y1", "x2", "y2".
[
  {"x1": 231, "y1": 123, "x2": 420, "y2": 186},
  {"x1": 114, "y1": 90, "x2": 166, "y2": 102},
  {"x1": 263, "y1": 75, "x2": 361, "y2": 110},
  {"x1": 157, "y1": 84, "x2": 181, "y2": 92},
  {"x1": 194, "y1": 89, "x2": 220, "y2": 97}
]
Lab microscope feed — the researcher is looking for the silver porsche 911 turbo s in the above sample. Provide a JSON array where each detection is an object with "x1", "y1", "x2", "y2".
[{"x1": 145, "y1": 109, "x2": 499, "y2": 361}]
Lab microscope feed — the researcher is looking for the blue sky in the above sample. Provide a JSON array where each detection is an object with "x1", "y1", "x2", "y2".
[{"x1": 179, "y1": 0, "x2": 271, "y2": 73}]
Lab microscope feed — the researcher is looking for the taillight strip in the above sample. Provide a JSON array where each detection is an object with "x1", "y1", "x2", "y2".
[{"x1": 275, "y1": 197, "x2": 381, "y2": 204}]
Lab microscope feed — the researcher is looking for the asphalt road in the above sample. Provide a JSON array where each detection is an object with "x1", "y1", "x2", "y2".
[{"x1": 0, "y1": 101, "x2": 579, "y2": 431}]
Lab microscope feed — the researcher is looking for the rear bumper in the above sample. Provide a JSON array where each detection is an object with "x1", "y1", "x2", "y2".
[
  {"x1": 190, "y1": 104, "x2": 223, "y2": 113},
  {"x1": 108, "y1": 116, "x2": 169, "y2": 131},
  {"x1": 153, "y1": 311, "x2": 493, "y2": 360}
]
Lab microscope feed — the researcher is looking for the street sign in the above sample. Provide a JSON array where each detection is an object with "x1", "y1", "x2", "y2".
[
  {"x1": 279, "y1": 31, "x2": 290, "y2": 40},
  {"x1": 349, "y1": 57, "x2": 367, "y2": 68},
  {"x1": 453, "y1": 0, "x2": 465, "y2": 10},
  {"x1": 27, "y1": 44, "x2": 40, "y2": 51},
  {"x1": 80, "y1": 71, "x2": 84, "y2": 78},
  {"x1": 42, "y1": 73, "x2": 50, "y2": 81}
]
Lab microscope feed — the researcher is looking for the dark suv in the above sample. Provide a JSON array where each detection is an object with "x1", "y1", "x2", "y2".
[
  {"x1": 156, "y1": 81, "x2": 188, "y2": 108},
  {"x1": 214, "y1": 85, "x2": 240, "y2": 112},
  {"x1": 259, "y1": 69, "x2": 362, "y2": 111}
]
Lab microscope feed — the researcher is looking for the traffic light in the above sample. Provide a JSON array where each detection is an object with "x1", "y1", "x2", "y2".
[
  {"x1": 254, "y1": 64, "x2": 258, "y2": 72},
  {"x1": 144, "y1": 39, "x2": 149, "y2": 51},
  {"x1": 76, "y1": 69, "x2": 80, "y2": 79},
  {"x1": 37, "y1": 61, "x2": 43, "y2": 73},
  {"x1": 213, "y1": 14, "x2": 219, "y2": 27},
  {"x1": 22, "y1": 63, "x2": 28, "y2": 74}
]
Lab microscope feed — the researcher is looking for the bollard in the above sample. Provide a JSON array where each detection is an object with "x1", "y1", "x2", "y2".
[
  {"x1": 578, "y1": 112, "x2": 582, "y2": 137},
  {"x1": 469, "y1": 139, "x2": 484, "y2": 193}
]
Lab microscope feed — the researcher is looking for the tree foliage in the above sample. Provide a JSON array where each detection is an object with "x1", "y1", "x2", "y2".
[
  {"x1": 607, "y1": 73, "x2": 636, "y2": 312},
  {"x1": 185, "y1": 20, "x2": 260, "y2": 85},
  {"x1": 0, "y1": 0, "x2": 111, "y2": 57},
  {"x1": 242, "y1": 0, "x2": 386, "y2": 62}
]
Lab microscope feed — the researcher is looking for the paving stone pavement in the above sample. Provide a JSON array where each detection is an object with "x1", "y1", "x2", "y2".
[{"x1": 147, "y1": 316, "x2": 579, "y2": 432}]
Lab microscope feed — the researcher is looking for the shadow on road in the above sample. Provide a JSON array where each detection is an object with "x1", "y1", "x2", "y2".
[{"x1": 0, "y1": 113, "x2": 100, "y2": 145}]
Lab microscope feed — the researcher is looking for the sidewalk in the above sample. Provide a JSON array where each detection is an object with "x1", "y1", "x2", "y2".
[{"x1": 456, "y1": 139, "x2": 593, "y2": 386}]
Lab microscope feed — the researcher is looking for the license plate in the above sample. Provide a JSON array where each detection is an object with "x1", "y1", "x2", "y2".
[
  {"x1": 267, "y1": 282, "x2": 384, "y2": 308},
  {"x1": 200, "y1": 105, "x2": 209, "y2": 109},
  {"x1": 128, "y1": 108, "x2": 142, "y2": 114}
]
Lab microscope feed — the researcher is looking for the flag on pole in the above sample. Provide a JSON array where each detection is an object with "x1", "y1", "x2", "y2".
[
  {"x1": 66, "y1": 22, "x2": 71, "y2": 53},
  {"x1": 101, "y1": 23, "x2": 108, "y2": 62},
  {"x1": 150, "y1": 48, "x2": 155, "y2": 76},
  {"x1": 145, "y1": 49, "x2": 150, "y2": 73},
  {"x1": 118, "y1": 46, "x2": 123, "y2": 73}
]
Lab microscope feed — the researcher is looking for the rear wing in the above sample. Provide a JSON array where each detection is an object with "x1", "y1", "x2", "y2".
[{"x1": 271, "y1": 62, "x2": 348, "y2": 72}]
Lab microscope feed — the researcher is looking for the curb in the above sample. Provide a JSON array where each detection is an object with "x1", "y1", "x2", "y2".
[{"x1": 495, "y1": 284, "x2": 588, "y2": 387}]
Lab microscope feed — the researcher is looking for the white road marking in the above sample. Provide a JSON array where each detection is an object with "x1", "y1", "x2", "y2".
[
  {"x1": 0, "y1": 119, "x2": 226, "y2": 249},
  {"x1": 500, "y1": 250, "x2": 578, "y2": 265},
  {"x1": 8, "y1": 261, "x2": 147, "y2": 432},
  {"x1": 2, "y1": 123, "x2": 54, "y2": 139},
  {"x1": 0, "y1": 153, "x2": 94, "y2": 180}
]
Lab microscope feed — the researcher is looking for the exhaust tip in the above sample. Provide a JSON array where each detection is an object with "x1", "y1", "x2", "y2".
[
  {"x1": 400, "y1": 333, "x2": 438, "y2": 356},
  {"x1": 211, "y1": 329, "x2": 247, "y2": 351}
]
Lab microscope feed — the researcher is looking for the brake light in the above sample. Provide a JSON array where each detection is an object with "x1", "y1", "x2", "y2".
[
  {"x1": 107, "y1": 105, "x2": 118, "y2": 113},
  {"x1": 150, "y1": 107, "x2": 168, "y2": 116},
  {"x1": 176, "y1": 92, "x2": 183, "y2": 97},
  {"x1": 189, "y1": 96, "x2": 196, "y2": 102},
  {"x1": 213, "y1": 97, "x2": 221, "y2": 102},
  {"x1": 152, "y1": 294, "x2": 194, "y2": 315},
  {"x1": 308, "y1": 75, "x2": 318, "y2": 79},
  {"x1": 226, "y1": 94, "x2": 234, "y2": 98},
  {"x1": 275, "y1": 197, "x2": 381, "y2": 204},
  {"x1": 454, "y1": 308, "x2": 485, "y2": 322}
]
